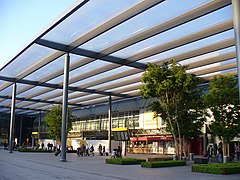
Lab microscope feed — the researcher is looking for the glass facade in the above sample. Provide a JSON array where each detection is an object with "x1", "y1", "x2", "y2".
[{"x1": 70, "y1": 110, "x2": 140, "y2": 134}]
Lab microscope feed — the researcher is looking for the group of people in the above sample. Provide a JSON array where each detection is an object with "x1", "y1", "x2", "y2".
[
  {"x1": 77, "y1": 144, "x2": 94, "y2": 156},
  {"x1": 206, "y1": 143, "x2": 223, "y2": 162},
  {"x1": 207, "y1": 142, "x2": 240, "y2": 162},
  {"x1": 3, "y1": 141, "x2": 17, "y2": 150},
  {"x1": 112, "y1": 146, "x2": 122, "y2": 158},
  {"x1": 98, "y1": 144, "x2": 108, "y2": 156}
]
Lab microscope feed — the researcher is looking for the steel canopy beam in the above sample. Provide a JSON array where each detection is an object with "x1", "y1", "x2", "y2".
[
  {"x1": 0, "y1": 105, "x2": 47, "y2": 112},
  {"x1": 0, "y1": 76, "x2": 129, "y2": 98},
  {"x1": 0, "y1": 95, "x2": 82, "y2": 107},
  {"x1": 35, "y1": 39, "x2": 147, "y2": 70}
]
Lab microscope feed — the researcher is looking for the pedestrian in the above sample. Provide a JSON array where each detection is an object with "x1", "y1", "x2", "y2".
[
  {"x1": 4, "y1": 141, "x2": 7, "y2": 150},
  {"x1": 217, "y1": 142, "x2": 223, "y2": 163},
  {"x1": 85, "y1": 144, "x2": 89, "y2": 156},
  {"x1": 98, "y1": 144, "x2": 102, "y2": 156},
  {"x1": 207, "y1": 145, "x2": 213, "y2": 162},
  {"x1": 41, "y1": 142, "x2": 44, "y2": 149},
  {"x1": 235, "y1": 144, "x2": 240, "y2": 160}
]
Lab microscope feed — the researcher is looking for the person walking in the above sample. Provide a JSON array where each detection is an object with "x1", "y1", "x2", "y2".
[
  {"x1": 4, "y1": 141, "x2": 7, "y2": 150},
  {"x1": 217, "y1": 142, "x2": 223, "y2": 163},
  {"x1": 235, "y1": 144, "x2": 240, "y2": 160}
]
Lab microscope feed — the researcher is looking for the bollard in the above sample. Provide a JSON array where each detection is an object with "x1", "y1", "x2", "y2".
[
  {"x1": 173, "y1": 154, "x2": 177, "y2": 160},
  {"x1": 223, "y1": 156, "x2": 228, "y2": 163},
  {"x1": 189, "y1": 153, "x2": 194, "y2": 161}
]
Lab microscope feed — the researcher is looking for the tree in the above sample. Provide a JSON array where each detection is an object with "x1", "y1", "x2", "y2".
[
  {"x1": 204, "y1": 74, "x2": 240, "y2": 156},
  {"x1": 44, "y1": 105, "x2": 73, "y2": 142},
  {"x1": 140, "y1": 60, "x2": 206, "y2": 158}
]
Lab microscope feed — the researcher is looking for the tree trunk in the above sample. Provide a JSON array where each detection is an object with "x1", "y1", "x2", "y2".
[
  {"x1": 166, "y1": 115, "x2": 178, "y2": 157},
  {"x1": 176, "y1": 121, "x2": 182, "y2": 160},
  {"x1": 222, "y1": 137, "x2": 226, "y2": 156}
]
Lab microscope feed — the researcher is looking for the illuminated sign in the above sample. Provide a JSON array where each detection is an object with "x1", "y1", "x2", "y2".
[{"x1": 112, "y1": 128, "x2": 129, "y2": 141}]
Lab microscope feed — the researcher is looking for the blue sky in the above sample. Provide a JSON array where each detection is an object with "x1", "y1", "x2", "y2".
[{"x1": 0, "y1": 0, "x2": 78, "y2": 69}]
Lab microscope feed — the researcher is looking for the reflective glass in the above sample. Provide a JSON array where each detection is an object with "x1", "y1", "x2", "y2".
[
  {"x1": 0, "y1": 44, "x2": 54, "y2": 77},
  {"x1": 42, "y1": 0, "x2": 141, "y2": 44},
  {"x1": 81, "y1": 0, "x2": 210, "y2": 52}
]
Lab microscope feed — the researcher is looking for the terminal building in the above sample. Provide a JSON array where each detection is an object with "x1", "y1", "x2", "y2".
[{"x1": 0, "y1": 0, "x2": 239, "y2": 161}]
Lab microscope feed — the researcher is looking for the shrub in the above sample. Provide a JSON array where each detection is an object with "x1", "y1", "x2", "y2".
[
  {"x1": 192, "y1": 163, "x2": 240, "y2": 175},
  {"x1": 17, "y1": 148, "x2": 52, "y2": 153},
  {"x1": 141, "y1": 160, "x2": 186, "y2": 168},
  {"x1": 106, "y1": 158, "x2": 146, "y2": 165}
]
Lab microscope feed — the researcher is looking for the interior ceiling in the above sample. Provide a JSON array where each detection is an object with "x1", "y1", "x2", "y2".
[{"x1": 0, "y1": 0, "x2": 237, "y2": 115}]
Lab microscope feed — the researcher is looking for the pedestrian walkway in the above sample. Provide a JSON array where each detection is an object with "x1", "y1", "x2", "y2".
[{"x1": 0, "y1": 149, "x2": 239, "y2": 180}]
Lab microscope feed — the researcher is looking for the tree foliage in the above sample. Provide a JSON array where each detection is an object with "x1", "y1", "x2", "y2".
[
  {"x1": 44, "y1": 105, "x2": 73, "y2": 142},
  {"x1": 204, "y1": 75, "x2": 240, "y2": 146},
  {"x1": 140, "y1": 60, "x2": 206, "y2": 156}
]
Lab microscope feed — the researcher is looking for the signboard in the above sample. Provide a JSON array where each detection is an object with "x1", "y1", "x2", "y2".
[{"x1": 112, "y1": 128, "x2": 130, "y2": 141}]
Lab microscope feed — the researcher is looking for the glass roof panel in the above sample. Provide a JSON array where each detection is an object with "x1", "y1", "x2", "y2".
[
  {"x1": 42, "y1": 0, "x2": 142, "y2": 45},
  {"x1": 89, "y1": 72, "x2": 142, "y2": 90},
  {"x1": 32, "y1": 89, "x2": 62, "y2": 100},
  {"x1": 112, "y1": 6, "x2": 232, "y2": 59},
  {"x1": 16, "y1": 101, "x2": 33, "y2": 107},
  {"x1": 199, "y1": 68, "x2": 237, "y2": 78},
  {"x1": 187, "y1": 58, "x2": 236, "y2": 73},
  {"x1": 180, "y1": 47, "x2": 236, "y2": 66},
  {"x1": 70, "y1": 65, "x2": 135, "y2": 87},
  {"x1": 0, "y1": 44, "x2": 54, "y2": 77},
  {"x1": 18, "y1": 86, "x2": 54, "y2": 97},
  {"x1": 0, "y1": 99, "x2": 11, "y2": 106},
  {"x1": 24, "y1": 103, "x2": 50, "y2": 109},
  {"x1": 0, "y1": 108, "x2": 10, "y2": 112},
  {"x1": 138, "y1": 30, "x2": 234, "y2": 64},
  {"x1": 0, "y1": 85, "x2": 14, "y2": 96},
  {"x1": 68, "y1": 93, "x2": 100, "y2": 103},
  {"x1": 46, "y1": 74, "x2": 64, "y2": 84},
  {"x1": 24, "y1": 54, "x2": 85, "y2": 82},
  {"x1": 69, "y1": 60, "x2": 113, "y2": 80},
  {"x1": 80, "y1": 0, "x2": 211, "y2": 52},
  {"x1": 105, "y1": 82, "x2": 142, "y2": 92}
]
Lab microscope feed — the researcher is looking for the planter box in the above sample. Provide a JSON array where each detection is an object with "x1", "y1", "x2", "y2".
[{"x1": 194, "y1": 158, "x2": 208, "y2": 164}]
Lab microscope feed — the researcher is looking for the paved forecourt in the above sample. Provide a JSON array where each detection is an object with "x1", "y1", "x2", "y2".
[{"x1": 0, "y1": 149, "x2": 239, "y2": 180}]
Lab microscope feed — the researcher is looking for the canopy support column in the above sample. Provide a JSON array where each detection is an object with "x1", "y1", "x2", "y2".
[
  {"x1": 232, "y1": 0, "x2": 240, "y2": 101},
  {"x1": 19, "y1": 116, "x2": 23, "y2": 146},
  {"x1": 9, "y1": 83, "x2": 16, "y2": 153},
  {"x1": 38, "y1": 110, "x2": 41, "y2": 143},
  {"x1": 108, "y1": 95, "x2": 112, "y2": 153},
  {"x1": 60, "y1": 53, "x2": 70, "y2": 162}
]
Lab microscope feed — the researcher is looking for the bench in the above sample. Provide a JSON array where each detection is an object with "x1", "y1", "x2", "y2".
[{"x1": 194, "y1": 158, "x2": 208, "y2": 164}]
